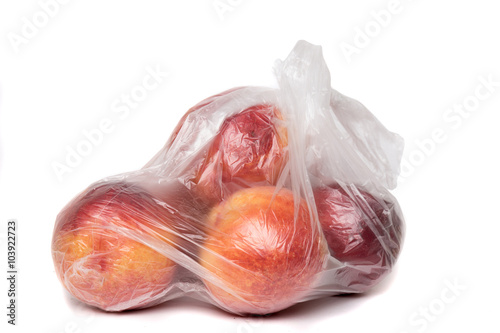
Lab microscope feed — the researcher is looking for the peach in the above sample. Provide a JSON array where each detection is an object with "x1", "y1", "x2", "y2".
[
  {"x1": 51, "y1": 181, "x2": 180, "y2": 311},
  {"x1": 199, "y1": 186, "x2": 327, "y2": 315},
  {"x1": 313, "y1": 184, "x2": 404, "y2": 292},
  {"x1": 193, "y1": 104, "x2": 288, "y2": 204}
]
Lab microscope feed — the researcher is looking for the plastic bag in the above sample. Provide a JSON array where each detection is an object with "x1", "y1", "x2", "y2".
[{"x1": 51, "y1": 40, "x2": 405, "y2": 315}]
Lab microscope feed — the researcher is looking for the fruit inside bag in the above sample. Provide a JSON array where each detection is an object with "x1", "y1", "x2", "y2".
[{"x1": 51, "y1": 41, "x2": 405, "y2": 315}]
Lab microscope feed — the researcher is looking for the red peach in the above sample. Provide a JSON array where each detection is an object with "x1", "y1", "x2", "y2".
[
  {"x1": 193, "y1": 104, "x2": 288, "y2": 204},
  {"x1": 313, "y1": 184, "x2": 403, "y2": 292}
]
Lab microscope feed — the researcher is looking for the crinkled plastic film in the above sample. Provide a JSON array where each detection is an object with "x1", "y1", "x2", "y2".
[{"x1": 51, "y1": 41, "x2": 405, "y2": 315}]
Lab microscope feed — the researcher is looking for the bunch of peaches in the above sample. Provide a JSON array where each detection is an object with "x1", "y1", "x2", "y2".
[{"x1": 51, "y1": 85, "x2": 404, "y2": 315}]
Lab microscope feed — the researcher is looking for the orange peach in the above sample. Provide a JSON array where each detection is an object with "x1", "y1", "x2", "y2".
[{"x1": 199, "y1": 186, "x2": 327, "y2": 315}]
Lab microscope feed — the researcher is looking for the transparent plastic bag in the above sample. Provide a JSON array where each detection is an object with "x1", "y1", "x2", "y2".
[{"x1": 51, "y1": 40, "x2": 405, "y2": 315}]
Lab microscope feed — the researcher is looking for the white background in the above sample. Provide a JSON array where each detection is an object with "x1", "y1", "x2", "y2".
[{"x1": 1, "y1": 0, "x2": 499, "y2": 332}]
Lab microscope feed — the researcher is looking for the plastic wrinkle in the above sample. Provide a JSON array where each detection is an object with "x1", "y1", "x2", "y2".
[{"x1": 51, "y1": 40, "x2": 405, "y2": 315}]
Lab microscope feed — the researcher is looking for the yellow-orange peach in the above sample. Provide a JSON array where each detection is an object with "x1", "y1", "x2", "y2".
[
  {"x1": 199, "y1": 186, "x2": 327, "y2": 315},
  {"x1": 51, "y1": 181, "x2": 179, "y2": 311}
]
